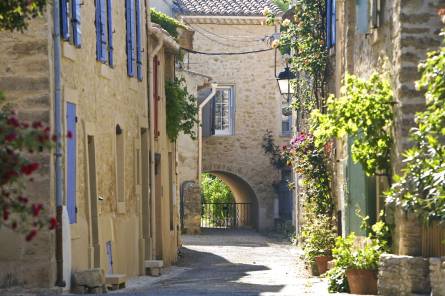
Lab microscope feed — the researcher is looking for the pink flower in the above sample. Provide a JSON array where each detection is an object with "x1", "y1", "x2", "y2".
[
  {"x1": 31, "y1": 203, "x2": 43, "y2": 217},
  {"x1": 4, "y1": 133, "x2": 17, "y2": 142},
  {"x1": 21, "y1": 163, "x2": 39, "y2": 175},
  {"x1": 25, "y1": 229, "x2": 37, "y2": 241}
]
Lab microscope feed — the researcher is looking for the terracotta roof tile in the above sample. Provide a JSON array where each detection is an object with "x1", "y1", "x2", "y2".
[{"x1": 174, "y1": 0, "x2": 282, "y2": 17}]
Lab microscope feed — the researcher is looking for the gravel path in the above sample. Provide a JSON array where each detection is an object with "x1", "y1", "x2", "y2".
[{"x1": 114, "y1": 229, "x2": 337, "y2": 296}]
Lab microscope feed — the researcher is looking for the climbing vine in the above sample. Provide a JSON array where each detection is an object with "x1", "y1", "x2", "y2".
[
  {"x1": 386, "y1": 30, "x2": 445, "y2": 221},
  {"x1": 310, "y1": 73, "x2": 394, "y2": 176},
  {"x1": 265, "y1": 0, "x2": 328, "y2": 114},
  {"x1": 150, "y1": 8, "x2": 186, "y2": 39},
  {"x1": 0, "y1": 0, "x2": 47, "y2": 32},
  {"x1": 165, "y1": 78, "x2": 199, "y2": 141}
]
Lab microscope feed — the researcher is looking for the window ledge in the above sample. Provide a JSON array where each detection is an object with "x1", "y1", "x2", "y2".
[{"x1": 62, "y1": 42, "x2": 76, "y2": 61}]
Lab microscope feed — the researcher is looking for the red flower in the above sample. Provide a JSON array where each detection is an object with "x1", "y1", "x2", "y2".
[
  {"x1": 31, "y1": 203, "x2": 43, "y2": 217},
  {"x1": 32, "y1": 121, "x2": 43, "y2": 129},
  {"x1": 4, "y1": 133, "x2": 17, "y2": 142},
  {"x1": 67, "y1": 131, "x2": 73, "y2": 139},
  {"x1": 18, "y1": 196, "x2": 29, "y2": 204},
  {"x1": 7, "y1": 116, "x2": 20, "y2": 127},
  {"x1": 21, "y1": 163, "x2": 39, "y2": 175},
  {"x1": 25, "y1": 229, "x2": 37, "y2": 241},
  {"x1": 3, "y1": 208, "x2": 10, "y2": 221},
  {"x1": 49, "y1": 217, "x2": 58, "y2": 230}
]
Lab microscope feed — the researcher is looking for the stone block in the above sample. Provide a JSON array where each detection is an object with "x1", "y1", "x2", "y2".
[
  {"x1": 379, "y1": 254, "x2": 430, "y2": 296},
  {"x1": 105, "y1": 274, "x2": 126, "y2": 291},
  {"x1": 72, "y1": 269, "x2": 107, "y2": 294},
  {"x1": 430, "y1": 257, "x2": 445, "y2": 296},
  {"x1": 144, "y1": 260, "x2": 164, "y2": 277}
]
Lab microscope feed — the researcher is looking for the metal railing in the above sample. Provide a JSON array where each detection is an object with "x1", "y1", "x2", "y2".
[{"x1": 201, "y1": 202, "x2": 252, "y2": 229}]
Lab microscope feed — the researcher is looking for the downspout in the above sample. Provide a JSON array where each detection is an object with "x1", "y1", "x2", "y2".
[
  {"x1": 146, "y1": 2, "x2": 164, "y2": 259},
  {"x1": 198, "y1": 84, "x2": 217, "y2": 182},
  {"x1": 53, "y1": 0, "x2": 66, "y2": 288}
]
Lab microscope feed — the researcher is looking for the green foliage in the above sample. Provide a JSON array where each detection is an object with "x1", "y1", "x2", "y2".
[
  {"x1": 326, "y1": 217, "x2": 390, "y2": 293},
  {"x1": 150, "y1": 8, "x2": 185, "y2": 39},
  {"x1": 266, "y1": 0, "x2": 328, "y2": 113},
  {"x1": 311, "y1": 73, "x2": 394, "y2": 176},
  {"x1": 288, "y1": 133, "x2": 333, "y2": 215},
  {"x1": 272, "y1": 0, "x2": 290, "y2": 11},
  {"x1": 201, "y1": 173, "x2": 234, "y2": 204},
  {"x1": 0, "y1": 0, "x2": 47, "y2": 31},
  {"x1": 301, "y1": 213, "x2": 337, "y2": 262},
  {"x1": 165, "y1": 78, "x2": 199, "y2": 141},
  {"x1": 386, "y1": 31, "x2": 445, "y2": 221},
  {"x1": 262, "y1": 130, "x2": 290, "y2": 170}
]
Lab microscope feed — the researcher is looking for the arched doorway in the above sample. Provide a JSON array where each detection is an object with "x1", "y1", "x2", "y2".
[{"x1": 202, "y1": 171, "x2": 259, "y2": 230}]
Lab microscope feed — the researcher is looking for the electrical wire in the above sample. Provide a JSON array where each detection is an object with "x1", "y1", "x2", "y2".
[
  {"x1": 190, "y1": 24, "x2": 270, "y2": 42},
  {"x1": 181, "y1": 47, "x2": 274, "y2": 56}
]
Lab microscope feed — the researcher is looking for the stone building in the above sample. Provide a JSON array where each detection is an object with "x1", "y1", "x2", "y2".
[
  {"x1": 0, "y1": 1, "x2": 186, "y2": 290},
  {"x1": 323, "y1": 0, "x2": 444, "y2": 294},
  {"x1": 174, "y1": 0, "x2": 293, "y2": 231}
]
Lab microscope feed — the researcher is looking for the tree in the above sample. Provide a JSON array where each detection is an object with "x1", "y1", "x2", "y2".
[{"x1": 0, "y1": 0, "x2": 47, "y2": 32}]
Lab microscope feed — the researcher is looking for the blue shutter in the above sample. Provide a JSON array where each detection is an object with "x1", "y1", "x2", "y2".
[
  {"x1": 136, "y1": 0, "x2": 143, "y2": 81},
  {"x1": 100, "y1": 0, "x2": 108, "y2": 63},
  {"x1": 126, "y1": 0, "x2": 135, "y2": 77},
  {"x1": 331, "y1": 0, "x2": 336, "y2": 46},
  {"x1": 61, "y1": 0, "x2": 70, "y2": 40},
  {"x1": 356, "y1": 0, "x2": 369, "y2": 33},
  {"x1": 72, "y1": 0, "x2": 81, "y2": 47},
  {"x1": 66, "y1": 102, "x2": 77, "y2": 224},
  {"x1": 107, "y1": 0, "x2": 114, "y2": 66},
  {"x1": 95, "y1": 0, "x2": 102, "y2": 61},
  {"x1": 326, "y1": 0, "x2": 332, "y2": 48}
]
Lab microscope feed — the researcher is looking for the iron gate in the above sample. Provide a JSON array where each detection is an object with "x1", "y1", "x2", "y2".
[{"x1": 201, "y1": 202, "x2": 252, "y2": 229}]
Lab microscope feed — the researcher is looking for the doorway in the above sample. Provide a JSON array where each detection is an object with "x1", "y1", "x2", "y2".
[
  {"x1": 140, "y1": 129, "x2": 151, "y2": 260},
  {"x1": 87, "y1": 135, "x2": 100, "y2": 268},
  {"x1": 154, "y1": 153, "x2": 163, "y2": 259}
]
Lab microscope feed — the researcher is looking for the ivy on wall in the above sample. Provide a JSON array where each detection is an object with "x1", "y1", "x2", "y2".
[
  {"x1": 0, "y1": 0, "x2": 47, "y2": 31},
  {"x1": 165, "y1": 78, "x2": 199, "y2": 141}
]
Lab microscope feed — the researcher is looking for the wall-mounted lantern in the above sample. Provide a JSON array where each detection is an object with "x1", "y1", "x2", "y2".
[{"x1": 276, "y1": 65, "x2": 296, "y2": 102}]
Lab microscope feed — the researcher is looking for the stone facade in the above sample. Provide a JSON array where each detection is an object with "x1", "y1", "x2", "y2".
[
  {"x1": 180, "y1": 17, "x2": 290, "y2": 231},
  {"x1": 0, "y1": 2, "x2": 183, "y2": 290}
]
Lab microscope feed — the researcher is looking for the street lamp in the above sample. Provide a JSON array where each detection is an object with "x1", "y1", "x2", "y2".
[{"x1": 276, "y1": 65, "x2": 296, "y2": 102}]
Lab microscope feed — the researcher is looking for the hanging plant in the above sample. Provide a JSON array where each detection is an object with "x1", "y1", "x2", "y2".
[
  {"x1": 165, "y1": 78, "x2": 199, "y2": 141},
  {"x1": 310, "y1": 73, "x2": 394, "y2": 176}
]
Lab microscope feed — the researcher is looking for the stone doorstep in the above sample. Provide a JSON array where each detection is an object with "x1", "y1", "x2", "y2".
[
  {"x1": 105, "y1": 274, "x2": 127, "y2": 291},
  {"x1": 144, "y1": 260, "x2": 164, "y2": 277}
]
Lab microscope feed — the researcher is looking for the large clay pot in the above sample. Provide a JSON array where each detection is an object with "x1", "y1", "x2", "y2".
[
  {"x1": 346, "y1": 269, "x2": 378, "y2": 295},
  {"x1": 315, "y1": 255, "x2": 333, "y2": 275}
]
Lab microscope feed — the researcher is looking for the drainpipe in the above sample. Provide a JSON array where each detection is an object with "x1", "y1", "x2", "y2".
[
  {"x1": 53, "y1": 0, "x2": 66, "y2": 288},
  {"x1": 146, "y1": 2, "x2": 164, "y2": 259},
  {"x1": 198, "y1": 84, "x2": 217, "y2": 182}
]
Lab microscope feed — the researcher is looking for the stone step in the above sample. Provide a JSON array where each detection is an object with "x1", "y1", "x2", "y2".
[
  {"x1": 105, "y1": 274, "x2": 127, "y2": 291},
  {"x1": 144, "y1": 260, "x2": 164, "y2": 277}
]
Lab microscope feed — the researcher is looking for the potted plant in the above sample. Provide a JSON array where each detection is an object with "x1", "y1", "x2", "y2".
[{"x1": 301, "y1": 214, "x2": 337, "y2": 275}]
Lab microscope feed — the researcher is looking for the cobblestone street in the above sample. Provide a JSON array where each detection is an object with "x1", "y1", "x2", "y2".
[{"x1": 113, "y1": 229, "x2": 345, "y2": 296}]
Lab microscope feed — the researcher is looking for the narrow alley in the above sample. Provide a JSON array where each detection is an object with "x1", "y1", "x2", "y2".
[{"x1": 113, "y1": 230, "x2": 335, "y2": 296}]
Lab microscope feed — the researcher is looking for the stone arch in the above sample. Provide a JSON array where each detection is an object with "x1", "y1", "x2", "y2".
[{"x1": 203, "y1": 164, "x2": 259, "y2": 229}]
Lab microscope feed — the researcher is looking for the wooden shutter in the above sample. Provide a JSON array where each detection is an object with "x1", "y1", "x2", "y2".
[
  {"x1": 100, "y1": 0, "x2": 108, "y2": 63},
  {"x1": 126, "y1": 0, "x2": 135, "y2": 76},
  {"x1": 356, "y1": 0, "x2": 369, "y2": 34},
  {"x1": 72, "y1": 0, "x2": 81, "y2": 47},
  {"x1": 136, "y1": 0, "x2": 143, "y2": 81},
  {"x1": 66, "y1": 102, "x2": 77, "y2": 224},
  {"x1": 61, "y1": 0, "x2": 70, "y2": 40},
  {"x1": 95, "y1": 0, "x2": 101, "y2": 61},
  {"x1": 107, "y1": 0, "x2": 114, "y2": 66},
  {"x1": 154, "y1": 56, "x2": 159, "y2": 138}
]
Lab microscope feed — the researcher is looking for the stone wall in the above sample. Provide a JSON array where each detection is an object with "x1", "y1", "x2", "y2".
[
  {"x1": 184, "y1": 18, "x2": 290, "y2": 231},
  {"x1": 430, "y1": 257, "x2": 445, "y2": 296},
  {"x1": 0, "y1": 13, "x2": 56, "y2": 288},
  {"x1": 181, "y1": 182, "x2": 201, "y2": 234}
]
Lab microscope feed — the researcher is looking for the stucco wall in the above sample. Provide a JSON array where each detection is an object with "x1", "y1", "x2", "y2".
[
  {"x1": 184, "y1": 19, "x2": 290, "y2": 230},
  {"x1": 0, "y1": 13, "x2": 56, "y2": 288}
]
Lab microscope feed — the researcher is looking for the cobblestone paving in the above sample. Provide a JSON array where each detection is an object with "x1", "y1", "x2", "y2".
[{"x1": 114, "y1": 229, "x2": 352, "y2": 296}]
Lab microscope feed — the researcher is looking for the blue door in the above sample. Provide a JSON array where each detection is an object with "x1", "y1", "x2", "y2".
[{"x1": 66, "y1": 102, "x2": 77, "y2": 224}]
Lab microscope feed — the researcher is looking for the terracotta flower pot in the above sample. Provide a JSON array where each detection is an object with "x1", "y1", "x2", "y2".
[
  {"x1": 315, "y1": 255, "x2": 333, "y2": 275},
  {"x1": 346, "y1": 269, "x2": 378, "y2": 295}
]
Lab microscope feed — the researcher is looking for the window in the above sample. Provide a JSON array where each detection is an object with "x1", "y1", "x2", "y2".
[
  {"x1": 126, "y1": 0, "x2": 143, "y2": 80},
  {"x1": 356, "y1": 0, "x2": 369, "y2": 34},
  {"x1": 326, "y1": 0, "x2": 336, "y2": 48},
  {"x1": 213, "y1": 86, "x2": 235, "y2": 136},
  {"x1": 96, "y1": 0, "x2": 114, "y2": 65},
  {"x1": 61, "y1": 0, "x2": 82, "y2": 47},
  {"x1": 281, "y1": 101, "x2": 292, "y2": 136}
]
